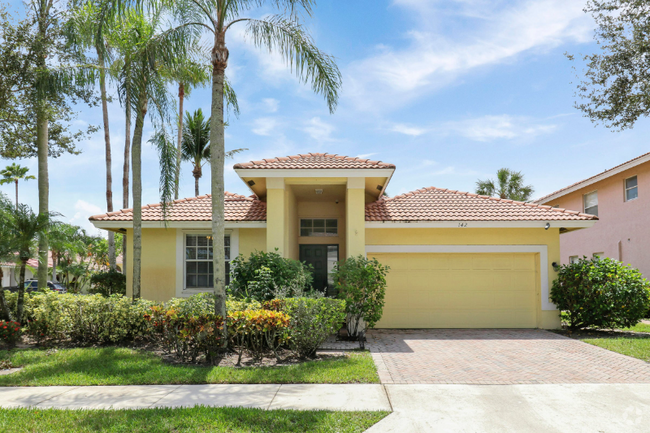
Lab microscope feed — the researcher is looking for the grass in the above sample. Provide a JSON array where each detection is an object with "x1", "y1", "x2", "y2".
[
  {"x1": 583, "y1": 338, "x2": 650, "y2": 362},
  {"x1": 0, "y1": 347, "x2": 379, "y2": 386},
  {"x1": 0, "y1": 406, "x2": 389, "y2": 433},
  {"x1": 621, "y1": 322, "x2": 650, "y2": 333}
]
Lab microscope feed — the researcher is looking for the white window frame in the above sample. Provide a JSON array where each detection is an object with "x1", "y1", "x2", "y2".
[
  {"x1": 175, "y1": 229, "x2": 239, "y2": 297},
  {"x1": 625, "y1": 175, "x2": 638, "y2": 202},
  {"x1": 569, "y1": 256, "x2": 579, "y2": 264},
  {"x1": 583, "y1": 190, "x2": 598, "y2": 216},
  {"x1": 593, "y1": 252, "x2": 604, "y2": 259}
]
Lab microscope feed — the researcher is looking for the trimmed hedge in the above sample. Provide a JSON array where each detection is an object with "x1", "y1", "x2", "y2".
[{"x1": 550, "y1": 257, "x2": 650, "y2": 330}]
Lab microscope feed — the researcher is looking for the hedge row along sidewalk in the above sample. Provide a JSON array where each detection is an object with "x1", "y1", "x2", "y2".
[{"x1": 0, "y1": 348, "x2": 379, "y2": 386}]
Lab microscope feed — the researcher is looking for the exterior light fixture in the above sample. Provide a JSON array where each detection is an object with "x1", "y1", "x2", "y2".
[
  {"x1": 544, "y1": 223, "x2": 550, "y2": 230},
  {"x1": 315, "y1": 189, "x2": 323, "y2": 195},
  {"x1": 552, "y1": 262, "x2": 560, "y2": 272},
  {"x1": 376, "y1": 185, "x2": 383, "y2": 191},
  {"x1": 247, "y1": 180, "x2": 255, "y2": 186}
]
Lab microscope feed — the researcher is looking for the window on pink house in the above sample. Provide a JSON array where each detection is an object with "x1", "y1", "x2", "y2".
[
  {"x1": 583, "y1": 191, "x2": 598, "y2": 216},
  {"x1": 625, "y1": 176, "x2": 638, "y2": 201}
]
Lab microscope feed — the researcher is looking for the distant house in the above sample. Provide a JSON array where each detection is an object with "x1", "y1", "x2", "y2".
[{"x1": 536, "y1": 152, "x2": 649, "y2": 277}]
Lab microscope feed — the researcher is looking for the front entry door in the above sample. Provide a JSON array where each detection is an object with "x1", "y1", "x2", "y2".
[{"x1": 299, "y1": 245, "x2": 338, "y2": 294}]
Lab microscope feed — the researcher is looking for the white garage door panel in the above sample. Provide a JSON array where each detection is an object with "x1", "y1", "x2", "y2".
[{"x1": 372, "y1": 252, "x2": 539, "y2": 328}]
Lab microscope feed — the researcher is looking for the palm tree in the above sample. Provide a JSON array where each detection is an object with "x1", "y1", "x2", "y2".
[
  {"x1": 3, "y1": 204, "x2": 56, "y2": 323},
  {"x1": 69, "y1": 1, "x2": 117, "y2": 270},
  {"x1": 173, "y1": 0, "x2": 342, "y2": 341},
  {"x1": 113, "y1": 7, "x2": 191, "y2": 299},
  {"x1": 0, "y1": 193, "x2": 13, "y2": 320},
  {"x1": 180, "y1": 108, "x2": 245, "y2": 196},
  {"x1": 476, "y1": 168, "x2": 535, "y2": 202},
  {"x1": 0, "y1": 163, "x2": 36, "y2": 207}
]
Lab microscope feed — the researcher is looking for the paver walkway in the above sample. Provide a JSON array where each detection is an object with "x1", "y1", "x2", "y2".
[{"x1": 366, "y1": 329, "x2": 650, "y2": 384}]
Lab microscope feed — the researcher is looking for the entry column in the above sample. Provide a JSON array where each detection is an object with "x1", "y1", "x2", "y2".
[
  {"x1": 266, "y1": 177, "x2": 286, "y2": 257},
  {"x1": 346, "y1": 177, "x2": 366, "y2": 257}
]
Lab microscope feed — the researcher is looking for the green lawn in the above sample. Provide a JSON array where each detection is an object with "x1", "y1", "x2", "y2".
[
  {"x1": 0, "y1": 406, "x2": 388, "y2": 433},
  {"x1": 0, "y1": 348, "x2": 379, "y2": 386},
  {"x1": 583, "y1": 338, "x2": 650, "y2": 362},
  {"x1": 621, "y1": 322, "x2": 650, "y2": 333}
]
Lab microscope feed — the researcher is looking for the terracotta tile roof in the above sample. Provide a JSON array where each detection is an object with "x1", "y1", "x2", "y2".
[
  {"x1": 89, "y1": 192, "x2": 266, "y2": 222},
  {"x1": 233, "y1": 153, "x2": 396, "y2": 170},
  {"x1": 365, "y1": 187, "x2": 598, "y2": 222},
  {"x1": 536, "y1": 151, "x2": 650, "y2": 204}
]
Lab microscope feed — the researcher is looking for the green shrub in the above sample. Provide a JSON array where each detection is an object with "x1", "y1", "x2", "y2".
[
  {"x1": 228, "y1": 309, "x2": 290, "y2": 364},
  {"x1": 0, "y1": 320, "x2": 21, "y2": 348},
  {"x1": 281, "y1": 298, "x2": 346, "y2": 358},
  {"x1": 333, "y1": 256, "x2": 389, "y2": 343},
  {"x1": 229, "y1": 251, "x2": 313, "y2": 301},
  {"x1": 89, "y1": 270, "x2": 127, "y2": 296},
  {"x1": 551, "y1": 257, "x2": 650, "y2": 330}
]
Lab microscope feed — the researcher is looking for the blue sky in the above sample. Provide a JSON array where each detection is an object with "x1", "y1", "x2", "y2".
[{"x1": 2, "y1": 0, "x2": 649, "y2": 235}]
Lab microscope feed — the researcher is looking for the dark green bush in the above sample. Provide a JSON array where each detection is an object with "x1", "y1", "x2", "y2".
[
  {"x1": 89, "y1": 270, "x2": 126, "y2": 296},
  {"x1": 550, "y1": 257, "x2": 650, "y2": 330},
  {"x1": 281, "y1": 298, "x2": 346, "y2": 358},
  {"x1": 229, "y1": 250, "x2": 313, "y2": 301},
  {"x1": 333, "y1": 256, "x2": 389, "y2": 342}
]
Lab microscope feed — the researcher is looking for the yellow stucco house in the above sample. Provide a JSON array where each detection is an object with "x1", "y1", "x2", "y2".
[{"x1": 90, "y1": 153, "x2": 597, "y2": 329}]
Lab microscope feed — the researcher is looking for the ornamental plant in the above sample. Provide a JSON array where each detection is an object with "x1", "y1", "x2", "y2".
[
  {"x1": 333, "y1": 256, "x2": 390, "y2": 346},
  {"x1": 0, "y1": 320, "x2": 21, "y2": 348},
  {"x1": 89, "y1": 270, "x2": 127, "y2": 296},
  {"x1": 550, "y1": 257, "x2": 650, "y2": 330}
]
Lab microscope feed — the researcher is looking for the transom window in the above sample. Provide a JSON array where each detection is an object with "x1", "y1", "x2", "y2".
[
  {"x1": 300, "y1": 218, "x2": 338, "y2": 237},
  {"x1": 185, "y1": 234, "x2": 230, "y2": 289},
  {"x1": 625, "y1": 176, "x2": 638, "y2": 201},
  {"x1": 583, "y1": 191, "x2": 598, "y2": 216}
]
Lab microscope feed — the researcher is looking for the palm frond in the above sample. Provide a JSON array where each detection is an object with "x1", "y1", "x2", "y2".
[
  {"x1": 148, "y1": 128, "x2": 178, "y2": 220},
  {"x1": 242, "y1": 15, "x2": 341, "y2": 113}
]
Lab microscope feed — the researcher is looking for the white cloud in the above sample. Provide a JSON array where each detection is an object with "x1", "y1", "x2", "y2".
[
  {"x1": 262, "y1": 98, "x2": 279, "y2": 113},
  {"x1": 441, "y1": 115, "x2": 557, "y2": 142},
  {"x1": 302, "y1": 117, "x2": 335, "y2": 142},
  {"x1": 251, "y1": 117, "x2": 278, "y2": 136},
  {"x1": 345, "y1": 0, "x2": 592, "y2": 111},
  {"x1": 391, "y1": 123, "x2": 429, "y2": 136},
  {"x1": 68, "y1": 200, "x2": 104, "y2": 236},
  {"x1": 356, "y1": 153, "x2": 377, "y2": 159}
]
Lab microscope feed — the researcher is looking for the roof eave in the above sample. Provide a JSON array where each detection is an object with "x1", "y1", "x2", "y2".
[
  {"x1": 364, "y1": 220, "x2": 597, "y2": 229},
  {"x1": 90, "y1": 220, "x2": 268, "y2": 230}
]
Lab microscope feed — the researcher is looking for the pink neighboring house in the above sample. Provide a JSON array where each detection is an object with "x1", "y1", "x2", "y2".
[{"x1": 536, "y1": 151, "x2": 650, "y2": 277}]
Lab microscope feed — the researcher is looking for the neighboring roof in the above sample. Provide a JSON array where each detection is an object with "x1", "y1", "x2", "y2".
[
  {"x1": 536, "y1": 151, "x2": 650, "y2": 204},
  {"x1": 365, "y1": 187, "x2": 598, "y2": 222},
  {"x1": 89, "y1": 192, "x2": 266, "y2": 222},
  {"x1": 233, "y1": 153, "x2": 396, "y2": 170}
]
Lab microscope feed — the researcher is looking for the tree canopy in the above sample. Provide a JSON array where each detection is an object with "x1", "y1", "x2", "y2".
[{"x1": 476, "y1": 168, "x2": 534, "y2": 202}]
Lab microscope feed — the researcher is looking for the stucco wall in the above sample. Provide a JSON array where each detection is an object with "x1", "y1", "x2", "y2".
[
  {"x1": 366, "y1": 227, "x2": 562, "y2": 329},
  {"x1": 125, "y1": 228, "x2": 177, "y2": 302},
  {"x1": 238, "y1": 228, "x2": 267, "y2": 257},
  {"x1": 547, "y1": 163, "x2": 650, "y2": 277}
]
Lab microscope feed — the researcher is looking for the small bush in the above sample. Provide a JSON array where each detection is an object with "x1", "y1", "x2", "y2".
[
  {"x1": 0, "y1": 320, "x2": 21, "y2": 348},
  {"x1": 281, "y1": 298, "x2": 346, "y2": 358},
  {"x1": 229, "y1": 309, "x2": 290, "y2": 364},
  {"x1": 229, "y1": 251, "x2": 313, "y2": 301},
  {"x1": 551, "y1": 257, "x2": 650, "y2": 330},
  {"x1": 89, "y1": 270, "x2": 127, "y2": 296},
  {"x1": 333, "y1": 256, "x2": 389, "y2": 343}
]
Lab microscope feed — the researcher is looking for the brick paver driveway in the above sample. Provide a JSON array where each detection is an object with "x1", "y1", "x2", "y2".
[{"x1": 366, "y1": 329, "x2": 650, "y2": 384}]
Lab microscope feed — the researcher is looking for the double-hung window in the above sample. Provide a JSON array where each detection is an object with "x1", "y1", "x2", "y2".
[
  {"x1": 625, "y1": 176, "x2": 638, "y2": 201},
  {"x1": 185, "y1": 234, "x2": 230, "y2": 290},
  {"x1": 583, "y1": 191, "x2": 598, "y2": 216}
]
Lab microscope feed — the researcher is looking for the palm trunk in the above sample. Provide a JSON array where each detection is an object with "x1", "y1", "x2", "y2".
[
  {"x1": 210, "y1": 32, "x2": 229, "y2": 346},
  {"x1": 99, "y1": 50, "x2": 116, "y2": 271},
  {"x1": 0, "y1": 267, "x2": 11, "y2": 321},
  {"x1": 14, "y1": 180, "x2": 18, "y2": 207},
  {"x1": 52, "y1": 252, "x2": 57, "y2": 282},
  {"x1": 16, "y1": 259, "x2": 27, "y2": 324},
  {"x1": 195, "y1": 175, "x2": 200, "y2": 197},
  {"x1": 36, "y1": 106, "x2": 49, "y2": 290},
  {"x1": 123, "y1": 83, "x2": 131, "y2": 276},
  {"x1": 175, "y1": 82, "x2": 185, "y2": 200},
  {"x1": 131, "y1": 92, "x2": 147, "y2": 300}
]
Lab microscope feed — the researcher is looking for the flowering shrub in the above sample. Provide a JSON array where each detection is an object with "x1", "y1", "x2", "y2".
[
  {"x1": 228, "y1": 309, "x2": 290, "y2": 364},
  {"x1": 0, "y1": 320, "x2": 21, "y2": 348}
]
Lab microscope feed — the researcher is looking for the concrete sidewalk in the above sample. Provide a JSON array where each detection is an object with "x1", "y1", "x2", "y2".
[{"x1": 0, "y1": 384, "x2": 391, "y2": 411}]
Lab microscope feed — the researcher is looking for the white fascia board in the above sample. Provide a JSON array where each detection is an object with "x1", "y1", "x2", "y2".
[
  {"x1": 365, "y1": 221, "x2": 597, "y2": 229},
  {"x1": 536, "y1": 153, "x2": 650, "y2": 204},
  {"x1": 90, "y1": 221, "x2": 267, "y2": 230},
  {"x1": 365, "y1": 244, "x2": 555, "y2": 311},
  {"x1": 234, "y1": 168, "x2": 395, "y2": 178}
]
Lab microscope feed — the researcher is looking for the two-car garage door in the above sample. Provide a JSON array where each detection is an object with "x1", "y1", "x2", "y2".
[{"x1": 369, "y1": 252, "x2": 539, "y2": 328}]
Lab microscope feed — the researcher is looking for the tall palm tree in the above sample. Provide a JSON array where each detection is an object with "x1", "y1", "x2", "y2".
[
  {"x1": 69, "y1": 1, "x2": 117, "y2": 270},
  {"x1": 113, "y1": 7, "x2": 191, "y2": 299},
  {"x1": 173, "y1": 0, "x2": 342, "y2": 341},
  {"x1": 3, "y1": 204, "x2": 56, "y2": 323},
  {"x1": 180, "y1": 108, "x2": 246, "y2": 196},
  {"x1": 476, "y1": 168, "x2": 535, "y2": 202},
  {"x1": 0, "y1": 193, "x2": 13, "y2": 320},
  {"x1": 0, "y1": 163, "x2": 36, "y2": 207}
]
